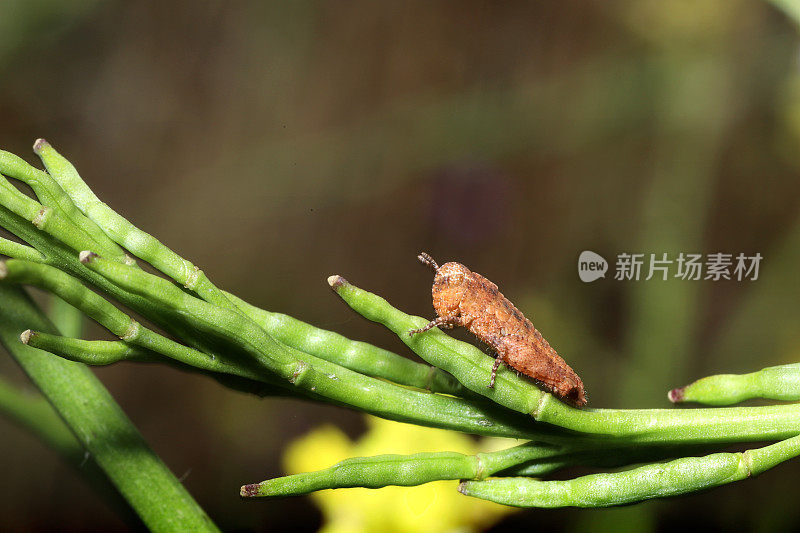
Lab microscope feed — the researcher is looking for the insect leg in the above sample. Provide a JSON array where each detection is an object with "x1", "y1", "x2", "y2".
[
  {"x1": 489, "y1": 354, "x2": 503, "y2": 388},
  {"x1": 408, "y1": 316, "x2": 461, "y2": 337}
]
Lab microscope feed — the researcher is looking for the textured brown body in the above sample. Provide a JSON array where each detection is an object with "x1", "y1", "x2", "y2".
[{"x1": 416, "y1": 256, "x2": 586, "y2": 406}]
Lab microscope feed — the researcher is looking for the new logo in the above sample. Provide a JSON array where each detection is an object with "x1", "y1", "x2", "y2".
[{"x1": 578, "y1": 251, "x2": 608, "y2": 282}]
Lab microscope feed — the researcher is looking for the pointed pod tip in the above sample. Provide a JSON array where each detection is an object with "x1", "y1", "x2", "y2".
[
  {"x1": 19, "y1": 329, "x2": 33, "y2": 344},
  {"x1": 457, "y1": 481, "x2": 468, "y2": 495},
  {"x1": 327, "y1": 275, "x2": 347, "y2": 290},
  {"x1": 668, "y1": 387, "x2": 685, "y2": 403},
  {"x1": 32, "y1": 207, "x2": 50, "y2": 229},
  {"x1": 240, "y1": 483, "x2": 260, "y2": 498},
  {"x1": 79, "y1": 250, "x2": 98, "y2": 264},
  {"x1": 32, "y1": 138, "x2": 50, "y2": 154}
]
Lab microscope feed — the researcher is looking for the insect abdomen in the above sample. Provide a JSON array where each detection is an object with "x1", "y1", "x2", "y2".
[
  {"x1": 457, "y1": 269, "x2": 587, "y2": 406},
  {"x1": 494, "y1": 330, "x2": 586, "y2": 405},
  {"x1": 418, "y1": 254, "x2": 587, "y2": 406}
]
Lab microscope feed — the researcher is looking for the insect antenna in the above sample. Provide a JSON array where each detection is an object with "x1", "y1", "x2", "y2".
[{"x1": 417, "y1": 252, "x2": 439, "y2": 271}]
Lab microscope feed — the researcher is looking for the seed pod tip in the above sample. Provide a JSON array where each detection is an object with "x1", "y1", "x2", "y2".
[
  {"x1": 327, "y1": 275, "x2": 347, "y2": 290},
  {"x1": 19, "y1": 329, "x2": 33, "y2": 344},
  {"x1": 668, "y1": 387, "x2": 685, "y2": 403},
  {"x1": 79, "y1": 251, "x2": 98, "y2": 264},
  {"x1": 32, "y1": 138, "x2": 50, "y2": 154},
  {"x1": 240, "y1": 483, "x2": 260, "y2": 497},
  {"x1": 32, "y1": 207, "x2": 49, "y2": 229}
]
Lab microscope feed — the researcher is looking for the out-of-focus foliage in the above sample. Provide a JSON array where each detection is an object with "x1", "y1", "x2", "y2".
[{"x1": 0, "y1": 0, "x2": 101, "y2": 70}]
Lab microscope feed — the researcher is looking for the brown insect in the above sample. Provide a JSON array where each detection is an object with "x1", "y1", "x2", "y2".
[{"x1": 409, "y1": 252, "x2": 587, "y2": 406}]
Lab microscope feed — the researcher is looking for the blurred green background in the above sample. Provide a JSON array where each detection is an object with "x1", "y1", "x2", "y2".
[{"x1": 1, "y1": 0, "x2": 800, "y2": 531}]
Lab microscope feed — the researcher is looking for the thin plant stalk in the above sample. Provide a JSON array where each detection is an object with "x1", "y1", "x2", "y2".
[
  {"x1": 240, "y1": 441, "x2": 717, "y2": 498},
  {"x1": 669, "y1": 363, "x2": 800, "y2": 406},
  {"x1": 459, "y1": 434, "x2": 800, "y2": 508},
  {"x1": 0, "y1": 285, "x2": 219, "y2": 532}
]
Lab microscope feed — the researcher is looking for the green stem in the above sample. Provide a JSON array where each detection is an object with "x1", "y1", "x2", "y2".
[
  {"x1": 32, "y1": 141, "x2": 473, "y2": 403},
  {"x1": 226, "y1": 292, "x2": 467, "y2": 396},
  {"x1": 241, "y1": 441, "x2": 721, "y2": 498},
  {"x1": 0, "y1": 376, "x2": 84, "y2": 463},
  {"x1": 1, "y1": 257, "x2": 559, "y2": 440},
  {"x1": 80, "y1": 252, "x2": 562, "y2": 438},
  {"x1": 669, "y1": 363, "x2": 800, "y2": 406},
  {"x1": 49, "y1": 294, "x2": 83, "y2": 338},
  {"x1": 0, "y1": 259, "x2": 288, "y2": 388},
  {"x1": 329, "y1": 275, "x2": 547, "y2": 413},
  {"x1": 34, "y1": 139, "x2": 231, "y2": 307},
  {"x1": 20, "y1": 330, "x2": 291, "y2": 398},
  {"x1": 331, "y1": 276, "x2": 800, "y2": 444},
  {"x1": 0, "y1": 160, "x2": 126, "y2": 262},
  {"x1": 0, "y1": 285, "x2": 218, "y2": 531},
  {"x1": 0, "y1": 179, "x2": 477, "y2": 413},
  {"x1": 0, "y1": 175, "x2": 88, "y2": 254},
  {"x1": 500, "y1": 443, "x2": 719, "y2": 477},
  {"x1": 9, "y1": 142, "x2": 469, "y2": 398},
  {"x1": 0, "y1": 236, "x2": 45, "y2": 261},
  {"x1": 22, "y1": 330, "x2": 159, "y2": 365},
  {"x1": 0, "y1": 158, "x2": 254, "y2": 371},
  {"x1": 459, "y1": 434, "x2": 800, "y2": 508},
  {"x1": 0, "y1": 203, "x2": 548, "y2": 439},
  {"x1": 0, "y1": 165, "x2": 470, "y2": 404},
  {"x1": 0, "y1": 376, "x2": 143, "y2": 528},
  {"x1": 0, "y1": 147, "x2": 241, "y2": 378},
  {"x1": 241, "y1": 441, "x2": 560, "y2": 497},
  {"x1": 0, "y1": 204, "x2": 244, "y2": 369}
]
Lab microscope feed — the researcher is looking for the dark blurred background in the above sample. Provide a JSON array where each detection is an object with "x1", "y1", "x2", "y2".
[{"x1": 2, "y1": 1, "x2": 800, "y2": 531}]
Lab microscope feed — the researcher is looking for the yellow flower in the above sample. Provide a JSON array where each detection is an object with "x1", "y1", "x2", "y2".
[{"x1": 283, "y1": 416, "x2": 518, "y2": 533}]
